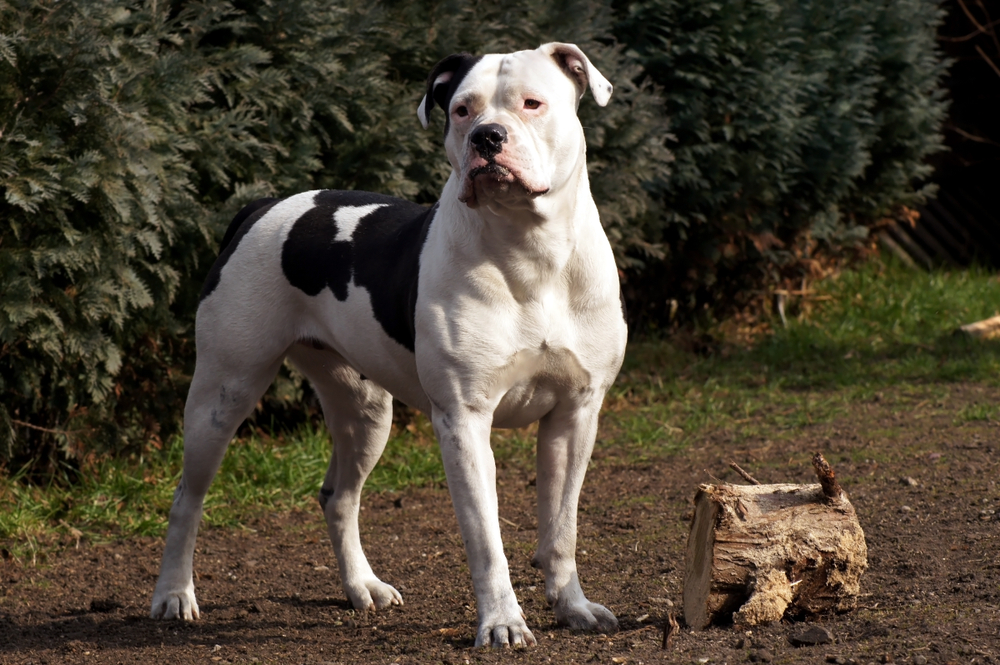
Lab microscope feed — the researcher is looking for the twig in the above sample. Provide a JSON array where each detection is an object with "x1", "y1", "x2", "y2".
[
  {"x1": 958, "y1": 0, "x2": 989, "y2": 34},
  {"x1": 949, "y1": 124, "x2": 1000, "y2": 147},
  {"x1": 498, "y1": 516, "x2": 521, "y2": 530},
  {"x1": 975, "y1": 44, "x2": 1000, "y2": 79},
  {"x1": 773, "y1": 291, "x2": 788, "y2": 328},
  {"x1": 938, "y1": 17, "x2": 1000, "y2": 42},
  {"x1": 729, "y1": 461, "x2": 762, "y2": 485},
  {"x1": 812, "y1": 452, "x2": 843, "y2": 501},
  {"x1": 963, "y1": 0, "x2": 1000, "y2": 55},
  {"x1": 661, "y1": 611, "x2": 679, "y2": 649},
  {"x1": 11, "y1": 419, "x2": 85, "y2": 437}
]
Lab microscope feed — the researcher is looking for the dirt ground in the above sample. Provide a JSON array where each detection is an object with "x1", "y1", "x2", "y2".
[{"x1": 1, "y1": 383, "x2": 999, "y2": 664}]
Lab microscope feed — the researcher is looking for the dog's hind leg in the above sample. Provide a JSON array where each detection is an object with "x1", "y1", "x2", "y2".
[
  {"x1": 286, "y1": 345, "x2": 402, "y2": 612},
  {"x1": 533, "y1": 398, "x2": 618, "y2": 634},
  {"x1": 151, "y1": 344, "x2": 287, "y2": 620}
]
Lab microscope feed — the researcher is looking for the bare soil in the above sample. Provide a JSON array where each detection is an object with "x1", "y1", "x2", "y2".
[{"x1": 2, "y1": 383, "x2": 999, "y2": 664}]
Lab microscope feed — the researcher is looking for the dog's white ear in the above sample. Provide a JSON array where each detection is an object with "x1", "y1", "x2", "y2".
[
  {"x1": 418, "y1": 53, "x2": 481, "y2": 129},
  {"x1": 540, "y1": 42, "x2": 613, "y2": 107}
]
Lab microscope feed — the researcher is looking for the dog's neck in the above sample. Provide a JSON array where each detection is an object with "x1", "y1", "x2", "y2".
[{"x1": 437, "y1": 160, "x2": 597, "y2": 302}]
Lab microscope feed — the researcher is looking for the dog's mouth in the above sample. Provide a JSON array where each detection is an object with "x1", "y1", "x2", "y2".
[
  {"x1": 469, "y1": 162, "x2": 513, "y2": 181},
  {"x1": 460, "y1": 160, "x2": 548, "y2": 208}
]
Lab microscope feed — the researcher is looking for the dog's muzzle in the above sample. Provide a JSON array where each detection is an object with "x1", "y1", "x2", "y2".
[{"x1": 470, "y1": 123, "x2": 508, "y2": 159}]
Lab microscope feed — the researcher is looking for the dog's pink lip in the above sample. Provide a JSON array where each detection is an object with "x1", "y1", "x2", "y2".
[
  {"x1": 469, "y1": 162, "x2": 514, "y2": 181},
  {"x1": 459, "y1": 156, "x2": 548, "y2": 207}
]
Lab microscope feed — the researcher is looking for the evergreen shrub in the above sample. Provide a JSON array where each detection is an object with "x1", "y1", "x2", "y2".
[
  {"x1": 0, "y1": 0, "x2": 430, "y2": 463},
  {"x1": 615, "y1": 0, "x2": 948, "y2": 326},
  {"x1": 0, "y1": 0, "x2": 947, "y2": 466},
  {"x1": 0, "y1": 0, "x2": 669, "y2": 464}
]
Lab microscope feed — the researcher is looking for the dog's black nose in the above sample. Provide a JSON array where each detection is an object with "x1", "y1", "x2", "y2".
[{"x1": 470, "y1": 123, "x2": 507, "y2": 159}]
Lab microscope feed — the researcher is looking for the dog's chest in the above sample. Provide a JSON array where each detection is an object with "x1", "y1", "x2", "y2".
[
  {"x1": 489, "y1": 342, "x2": 593, "y2": 427},
  {"x1": 418, "y1": 262, "x2": 625, "y2": 427},
  {"x1": 506, "y1": 296, "x2": 624, "y2": 422}
]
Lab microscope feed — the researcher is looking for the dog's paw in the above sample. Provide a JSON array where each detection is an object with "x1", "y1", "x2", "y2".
[
  {"x1": 150, "y1": 586, "x2": 200, "y2": 621},
  {"x1": 554, "y1": 598, "x2": 618, "y2": 634},
  {"x1": 345, "y1": 577, "x2": 403, "y2": 612},
  {"x1": 475, "y1": 610, "x2": 537, "y2": 648}
]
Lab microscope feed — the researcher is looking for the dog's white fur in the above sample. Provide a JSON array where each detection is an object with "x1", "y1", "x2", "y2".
[{"x1": 150, "y1": 43, "x2": 626, "y2": 648}]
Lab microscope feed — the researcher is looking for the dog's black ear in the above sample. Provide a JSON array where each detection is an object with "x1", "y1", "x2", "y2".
[{"x1": 417, "y1": 53, "x2": 481, "y2": 129}]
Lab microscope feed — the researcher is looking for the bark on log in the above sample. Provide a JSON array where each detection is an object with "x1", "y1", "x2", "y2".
[{"x1": 683, "y1": 461, "x2": 867, "y2": 629}]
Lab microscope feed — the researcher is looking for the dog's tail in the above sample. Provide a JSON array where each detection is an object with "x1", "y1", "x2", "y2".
[{"x1": 218, "y1": 198, "x2": 279, "y2": 254}]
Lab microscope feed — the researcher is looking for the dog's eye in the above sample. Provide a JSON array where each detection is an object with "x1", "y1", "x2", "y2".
[
  {"x1": 523, "y1": 99, "x2": 541, "y2": 110},
  {"x1": 454, "y1": 105, "x2": 469, "y2": 118}
]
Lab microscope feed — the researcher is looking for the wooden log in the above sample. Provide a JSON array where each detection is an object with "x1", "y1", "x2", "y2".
[
  {"x1": 958, "y1": 314, "x2": 1000, "y2": 340},
  {"x1": 683, "y1": 455, "x2": 867, "y2": 629}
]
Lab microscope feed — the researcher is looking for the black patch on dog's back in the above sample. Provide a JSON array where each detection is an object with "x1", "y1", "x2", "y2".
[
  {"x1": 281, "y1": 192, "x2": 355, "y2": 300},
  {"x1": 354, "y1": 202, "x2": 437, "y2": 352},
  {"x1": 281, "y1": 190, "x2": 436, "y2": 352},
  {"x1": 200, "y1": 197, "x2": 279, "y2": 302}
]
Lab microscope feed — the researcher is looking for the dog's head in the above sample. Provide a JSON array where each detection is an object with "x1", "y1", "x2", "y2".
[{"x1": 417, "y1": 43, "x2": 612, "y2": 210}]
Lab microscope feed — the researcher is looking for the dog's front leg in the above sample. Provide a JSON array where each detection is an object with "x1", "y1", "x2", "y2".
[
  {"x1": 533, "y1": 398, "x2": 618, "y2": 633},
  {"x1": 432, "y1": 407, "x2": 537, "y2": 648}
]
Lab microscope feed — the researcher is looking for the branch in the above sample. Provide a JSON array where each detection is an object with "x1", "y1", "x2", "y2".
[
  {"x1": 661, "y1": 611, "x2": 679, "y2": 649},
  {"x1": 949, "y1": 124, "x2": 1000, "y2": 147},
  {"x1": 728, "y1": 461, "x2": 762, "y2": 485},
  {"x1": 958, "y1": 0, "x2": 990, "y2": 34},
  {"x1": 11, "y1": 419, "x2": 85, "y2": 437},
  {"x1": 938, "y1": 17, "x2": 1000, "y2": 42},
  {"x1": 975, "y1": 44, "x2": 1000, "y2": 80}
]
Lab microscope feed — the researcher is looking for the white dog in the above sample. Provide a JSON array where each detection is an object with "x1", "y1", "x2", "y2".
[{"x1": 150, "y1": 42, "x2": 627, "y2": 648}]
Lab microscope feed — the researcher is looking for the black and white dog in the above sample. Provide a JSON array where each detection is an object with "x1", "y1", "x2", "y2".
[{"x1": 151, "y1": 43, "x2": 627, "y2": 648}]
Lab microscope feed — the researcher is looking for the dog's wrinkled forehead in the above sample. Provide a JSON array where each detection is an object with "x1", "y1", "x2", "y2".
[
  {"x1": 457, "y1": 52, "x2": 576, "y2": 106},
  {"x1": 417, "y1": 43, "x2": 612, "y2": 131}
]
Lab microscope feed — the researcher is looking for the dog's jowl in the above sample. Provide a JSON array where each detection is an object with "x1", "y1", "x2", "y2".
[{"x1": 151, "y1": 43, "x2": 627, "y2": 648}]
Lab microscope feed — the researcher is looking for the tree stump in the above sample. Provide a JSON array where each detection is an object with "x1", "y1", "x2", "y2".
[{"x1": 683, "y1": 454, "x2": 867, "y2": 629}]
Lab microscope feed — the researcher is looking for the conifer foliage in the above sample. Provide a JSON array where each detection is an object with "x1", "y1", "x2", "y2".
[
  {"x1": 615, "y1": 0, "x2": 948, "y2": 323},
  {"x1": 0, "y1": 0, "x2": 425, "y2": 462},
  {"x1": 0, "y1": 0, "x2": 946, "y2": 465},
  {"x1": 0, "y1": 0, "x2": 669, "y2": 464}
]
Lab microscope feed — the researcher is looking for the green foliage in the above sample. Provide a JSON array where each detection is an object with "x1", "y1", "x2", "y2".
[
  {"x1": 0, "y1": 0, "x2": 422, "y2": 462},
  {"x1": 1, "y1": 1, "x2": 213, "y2": 462},
  {"x1": 615, "y1": 0, "x2": 949, "y2": 323},
  {"x1": 0, "y1": 0, "x2": 670, "y2": 464},
  {"x1": 0, "y1": 0, "x2": 948, "y2": 467},
  {"x1": 609, "y1": 255, "x2": 1000, "y2": 462}
]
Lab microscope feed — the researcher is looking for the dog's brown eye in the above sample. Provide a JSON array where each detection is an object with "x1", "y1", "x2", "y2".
[
  {"x1": 454, "y1": 105, "x2": 469, "y2": 117},
  {"x1": 523, "y1": 99, "x2": 541, "y2": 110}
]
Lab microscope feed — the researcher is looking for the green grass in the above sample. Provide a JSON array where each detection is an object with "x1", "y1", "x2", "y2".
[
  {"x1": 0, "y1": 423, "x2": 447, "y2": 561},
  {"x1": 3, "y1": 255, "x2": 1000, "y2": 558},
  {"x1": 601, "y1": 257, "x2": 1000, "y2": 459},
  {"x1": 954, "y1": 402, "x2": 1000, "y2": 423}
]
